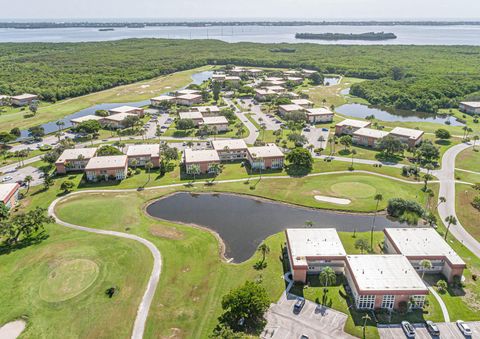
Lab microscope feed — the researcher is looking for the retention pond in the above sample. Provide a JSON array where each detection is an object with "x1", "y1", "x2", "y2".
[{"x1": 146, "y1": 192, "x2": 406, "y2": 262}]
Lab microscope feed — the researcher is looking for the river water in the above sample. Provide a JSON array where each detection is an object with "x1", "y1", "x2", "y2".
[
  {"x1": 1, "y1": 25, "x2": 480, "y2": 45},
  {"x1": 146, "y1": 192, "x2": 406, "y2": 262}
]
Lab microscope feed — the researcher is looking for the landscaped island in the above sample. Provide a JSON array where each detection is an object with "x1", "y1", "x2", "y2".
[{"x1": 295, "y1": 32, "x2": 397, "y2": 41}]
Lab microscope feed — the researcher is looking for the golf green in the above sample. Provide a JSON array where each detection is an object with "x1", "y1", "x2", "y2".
[{"x1": 330, "y1": 182, "x2": 377, "y2": 199}]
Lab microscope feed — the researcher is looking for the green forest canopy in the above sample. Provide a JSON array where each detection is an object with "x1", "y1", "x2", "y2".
[{"x1": 1, "y1": 39, "x2": 480, "y2": 112}]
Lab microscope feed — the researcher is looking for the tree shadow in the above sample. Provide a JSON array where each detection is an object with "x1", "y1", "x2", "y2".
[
  {"x1": 0, "y1": 232, "x2": 49, "y2": 255},
  {"x1": 285, "y1": 165, "x2": 311, "y2": 177}
]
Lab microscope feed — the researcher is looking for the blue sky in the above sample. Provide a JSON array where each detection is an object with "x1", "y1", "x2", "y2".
[{"x1": 1, "y1": 0, "x2": 479, "y2": 20}]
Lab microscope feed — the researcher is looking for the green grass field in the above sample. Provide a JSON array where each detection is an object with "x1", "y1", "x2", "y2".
[{"x1": 456, "y1": 147, "x2": 480, "y2": 173}]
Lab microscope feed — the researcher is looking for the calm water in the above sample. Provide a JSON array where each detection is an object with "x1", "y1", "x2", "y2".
[
  {"x1": 18, "y1": 70, "x2": 213, "y2": 139},
  {"x1": 336, "y1": 103, "x2": 465, "y2": 126},
  {"x1": 1, "y1": 25, "x2": 480, "y2": 45},
  {"x1": 146, "y1": 192, "x2": 405, "y2": 262}
]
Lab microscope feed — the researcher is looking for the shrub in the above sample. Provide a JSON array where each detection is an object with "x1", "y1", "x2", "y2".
[
  {"x1": 472, "y1": 195, "x2": 480, "y2": 211},
  {"x1": 437, "y1": 280, "x2": 448, "y2": 293},
  {"x1": 435, "y1": 128, "x2": 451, "y2": 139}
]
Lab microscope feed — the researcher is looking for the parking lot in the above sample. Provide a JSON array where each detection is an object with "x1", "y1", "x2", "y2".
[
  {"x1": 379, "y1": 321, "x2": 480, "y2": 338},
  {"x1": 302, "y1": 127, "x2": 330, "y2": 149},
  {"x1": 0, "y1": 165, "x2": 44, "y2": 187},
  {"x1": 262, "y1": 293, "x2": 356, "y2": 339}
]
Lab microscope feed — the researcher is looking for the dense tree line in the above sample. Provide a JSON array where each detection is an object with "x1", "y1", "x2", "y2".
[{"x1": 1, "y1": 39, "x2": 480, "y2": 111}]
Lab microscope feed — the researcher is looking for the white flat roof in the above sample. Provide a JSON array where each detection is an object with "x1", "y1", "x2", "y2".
[
  {"x1": 201, "y1": 116, "x2": 229, "y2": 125},
  {"x1": 384, "y1": 228, "x2": 465, "y2": 266},
  {"x1": 85, "y1": 155, "x2": 127, "y2": 170},
  {"x1": 354, "y1": 128, "x2": 389, "y2": 139},
  {"x1": 286, "y1": 228, "x2": 346, "y2": 267},
  {"x1": 109, "y1": 106, "x2": 141, "y2": 114},
  {"x1": 460, "y1": 101, "x2": 480, "y2": 108},
  {"x1": 266, "y1": 85, "x2": 285, "y2": 91},
  {"x1": 291, "y1": 99, "x2": 313, "y2": 106},
  {"x1": 390, "y1": 127, "x2": 424, "y2": 140},
  {"x1": 212, "y1": 139, "x2": 247, "y2": 151},
  {"x1": 265, "y1": 77, "x2": 283, "y2": 81},
  {"x1": 11, "y1": 93, "x2": 38, "y2": 100},
  {"x1": 103, "y1": 113, "x2": 136, "y2": 122},
  {"x1": 0, "y1": 183, "x2": 19, "y2": 202},
  {"x1": 176, "y1": 89, "x2": 200, "y2": 95},
  {"x1": 255, "y1": 89, "x2": 277, "y2": 95},
  {"x1": 179, "y1": 111, "x2": 203, "y2": 120},
  {"x1": 347, "y1": 255, "x2": 428, "y2": 293},
  {"x1": 306, "y1": 108, "x2": 334, "y2": 116},
  {"x1": 336, "y1": 119, "x2": 371, "y2": 128},
  {"x1": 70, "y1": 115, "x2": 103, "y2": 124},
  {"x1": 56, "y1": 148, "x2": 97, "y2": 163},
  {"x1": 279, "y1": 104, "x2": 305, "y2": 112},
  {"x1": 176, "y1": 93, "x2": 202, "y2": 100},
  {"x1": 287, "y1": 77, "x2": 303, "y2": 81},
  {"x1": 126, "y1": 144, "x2": 160, "y2": 157},
  {"x1": 225, "y1": 76, "x2": 241, "y2": 81},
  {"x1": 248, "y1": 143, "x2": 284, "y2": 158},
  {"x1": 193, "y1": 106, "x2": 221, "y2": 113},
  {"x1": 184, "y1": 149, "x2": 220, "y2": 163},
  {"x1": 151, "y1": 95, "x2": 176, "y2": 101}
]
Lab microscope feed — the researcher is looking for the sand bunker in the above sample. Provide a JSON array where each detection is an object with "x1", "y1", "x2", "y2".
[
  {"x1": 314, "y1": 195, "x2": 351, "y2": 205},
  {"x1": 0, "y1": 320, "x2": 26, "y2": 339}
]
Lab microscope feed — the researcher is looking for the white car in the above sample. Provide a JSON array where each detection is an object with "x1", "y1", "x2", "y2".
[
  {"x1": 1, "y1": 176, "x2": 13, "y2": 182},
  {"x1": 456, "y1": 320, "x2": 472, "y2": 336}
]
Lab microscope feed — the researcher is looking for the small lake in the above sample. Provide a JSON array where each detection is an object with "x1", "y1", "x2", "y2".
[
  {"x1": 336, "y1": 103, "x2": 464, "y2": 126},
  {"x1": 146, "y1": 192, "x2": 406, "y2": 263},
  {"x1": 18, "y1": 70, "x2": 214, "y2": 139},
  {"x1": 324, "y1": 77, "x2": 340, "y2": 86}
]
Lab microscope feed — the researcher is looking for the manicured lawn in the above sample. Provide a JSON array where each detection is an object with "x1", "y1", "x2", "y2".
[
  {"x1": 455, "y1": 183, "x2": 480, "y2": 241},
  {"x1": 0, "y1": 66, "x2": 213, "y2": 133},
  {"x1": 456, "y1": 147, "x2": 480, "y2": 173},
  {"x1": 455, "y1": 170, "x2": 480, "y2": 184},
  {"x1": 0, "y1": 223, "x2": 152, "y2": 338}
]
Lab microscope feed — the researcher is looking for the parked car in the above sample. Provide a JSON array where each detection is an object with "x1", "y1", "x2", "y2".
[
  {"x1": 293, "y1": 297, "x2": 305, "y2": 314},
  {"x1": 401, "y1": 321, "x2": 415, "y2": 338},
  {"x1": 1, "y1": 176, "x2": 13, "y2": 182},
  {"x1": 322, "y1": 128, "x2": 329, "y2": 132},
  {"x1": 303, "y1": 128, "x2": 310, "y2": 132},
  {"x1": 456, "y1": 320, "x2": 472, "y2": 336},
  {"x1": 425, "y1": 320, "x2": 440, "y2": 336}
]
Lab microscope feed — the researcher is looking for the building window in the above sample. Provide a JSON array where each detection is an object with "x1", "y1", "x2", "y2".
[
  {"x1": 381, "y1": 295, "x2": 395, "y2": 310},
  {"x1": 410, "y1": 295, "x2": 426, "y2": 309},
  {"x1": 356, "y1": 295, "x2": 375, "y2": 309}
]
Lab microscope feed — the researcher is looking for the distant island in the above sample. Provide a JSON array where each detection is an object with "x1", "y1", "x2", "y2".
[
  {"x1": 98, "y1": 28, "x2": 115, "y2": 32},
  {"x1": 295, "y1": 32, "x2": 397, "y2": 41}
]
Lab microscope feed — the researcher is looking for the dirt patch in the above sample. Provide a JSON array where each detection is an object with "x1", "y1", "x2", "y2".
[{"x1": 149, "y1": 225, "x2": 184, "y2": 240}]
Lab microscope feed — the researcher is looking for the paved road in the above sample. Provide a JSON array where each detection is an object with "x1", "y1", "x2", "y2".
[
  {"x1": 303, "y1": 127, "x2": 329, "y2": 150},
  {"x1": 240, "y1": 98, "x2": 280, "y2": 131},
  {"x1": 432, "y1": 142, "x2": 480, "y2": 258},
  {"x1": 48, "y1": 193, "x2": 162, "y2": 339},
  {"x1": 225, "y1": 98, "x2": 259, "y2": 144}
]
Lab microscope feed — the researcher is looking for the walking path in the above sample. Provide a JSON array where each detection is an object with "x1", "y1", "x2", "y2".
[
  {"x1": 456, "y1": 167, "x2": 480, "y2": 175},
  {"x1": 427, "y1": 284, "x2": 450, "y2": 322},
  {"x1": 48, "y1": 195, "x2": 162, "y2": 339},
  {"x1": 433, "y1": 142, "x2": 480, "y2": 258}
]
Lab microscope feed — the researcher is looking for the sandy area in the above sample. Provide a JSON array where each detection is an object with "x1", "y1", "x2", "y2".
[
  {"x1": 314, "y1": 195, "x2": 351, "y2": 205},
  {"x1": 0, "y1": 320, "x2": 26, "y2": 339}
]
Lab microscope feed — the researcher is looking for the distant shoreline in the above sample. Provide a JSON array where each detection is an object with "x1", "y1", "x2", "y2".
[
  {"x1": 2, "y1": 21, "x2": 480, "y2": 29},
  {"x1": 295, "y1": 32, "x2": 397, "y2": 41}
]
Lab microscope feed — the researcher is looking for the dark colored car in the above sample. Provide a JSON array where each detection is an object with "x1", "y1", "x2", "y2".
[
  {"x1": 425, "y1": 320, "x2": 440, "y2": 336},
  {"x1": 293, "y1": 297, "x2": 305, "y2": 314}
]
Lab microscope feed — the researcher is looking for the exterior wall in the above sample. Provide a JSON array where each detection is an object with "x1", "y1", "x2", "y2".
[
  {"x1": 335, "y1": 125, "x2": 363, "y2": 136},
  {"x1": 204, "y1": 123, "x2": 229, "y2": 132},
  {"x1": 459, "y1": 103, "x2": 480, "y2": 115},
  {"x1": 306, "y1": 259, "x2": 345, "y2": 274},
  {"x1": 307, "y1": 114, "x2": 334, "y2": 123},
  {"x1": 86, "y1": 165, "x2": 128, "y2": 182},
  {"x1": 353, "y1": 135, "x2": 380, "y2": 148},
  {"x1": 11, "y1": 97, "x2": 38, "y2": 106},
  {"x1": 56, "y1": 159, "x2": 90, "y2": 174},
  {"x1": 176, "y1": 97, "x2": 202, "y2": 106},
  {"x1": 249, "y1": 156, "x2": 284, "y2": 170},
  {"x1": 390, "y1": 134, "x2": 423, "y2": 148},
  {"x1": 185, "y1": 160, "x2": 221, "y2": 174},
  {"x1": 293, "y1": 267, "x2": 308, "y2": 283},
  {"x1": 279, "y1": 107, "x2": 304, "y2": 116},
  {"x1": 217, "y1": 149, "x2": 248, "y2": 161},
  {"x1": 442, "y1": 264, "x2": 465, "y2": 283},
  {"x1": 127, "y1": 155, "x2": 160, "y2": 168},
  {"x1": 101, "y1": 120, "x2": 126, "y2": 129}
]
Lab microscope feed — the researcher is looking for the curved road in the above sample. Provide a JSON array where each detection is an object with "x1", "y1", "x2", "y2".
[
  {"x1": 48, "y1": 194, "x2": 162, "y2": 339},
  {"x1": 433, "y1": 141, "x2": 480, "y2": 257}
]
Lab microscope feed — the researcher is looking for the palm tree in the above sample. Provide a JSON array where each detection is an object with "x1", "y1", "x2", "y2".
[
  {"x1": 350, "y1": 149, "x2": 357, "y2": 167},
  {"x1": 209, "y1": 163, "x2": 222, "y2": 183},
  {"x1": 419, "y1": 259, "x2": 432, "y2": 279},
  {"x1": 425, "y1": 188, "x2": 434, "y2": 210},
  {"x1": 24, "y1": 175, "x2": 33, "y2": 194},
  {"x1": 145, "y1": 161, "x2": 153, "y2": 183},
  {"x1": 56, "y1": 120, "x2": 65, "y2": 132},
  {"x1": 362, "y1": 313, "x2": 372, "y2": 339},
  {"x1": 423, "y1": 173, "x2": 433, "y2": 191},
  {"x1": 257, "y1": 243, "x2": 270, "y2": 263},
  {"x1": 319, "y1": 266, "x2": 336, "y2": 288},
  {"x1": 444, "y1": 215, "x2": 457, "y2": 240},
  {"x1": 436, "y1": 196, "x2": 446, "y2": 209},
  {"x1": 371, "y1": 193, "x2": 383, "y2": 249},
  {"x1": 473, "y1": 135, "x2": 479, "y2": 150},
  {"x1": 131, "y1": 159, "x2": 138, "y2": 170},
  {"x1": 304, "y1": 220, "x2": 313, "y2": 228},
  {"x1": 189, "y1": 164, "x2": 201, "y2": 181}
]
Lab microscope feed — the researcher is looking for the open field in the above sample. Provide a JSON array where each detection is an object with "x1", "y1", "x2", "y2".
[
  {"x1": 455, "y1": 183, "x2": 480, "y2": 241},
  {"x1": 0, "y1": 66, "x2": 212, "y2": 133},
  {"x1": 0, "y1": 223, "x2": 152, "y2": 338},
  {"x1": 456, "y1": 147, "x2": 480, "y2": 173}
]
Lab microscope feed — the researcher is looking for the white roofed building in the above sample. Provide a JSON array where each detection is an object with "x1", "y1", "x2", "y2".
[
  {"x1": 384, "y1": 228, "x2": 466, "y2": 282},
  {"x1": 85, "y1": 155, "x2": 128, "y2": 182},
  {"x1": 178, "y1": 111, "x2": 204, "y2": 126},
  {"x1": 353, "y1": 128, "x2": 389, "y2": 148},
  {"x1": 286, "y1": 228, "x2": 347, "y2": 283},
  {"x1": 108, "y1": 106, "x2": 144, "y2": 117},
  {"x1": 11, "y1": 93, "x2": 38, "y2": 106},
  {"x1": 70, "y1": 115, "x2": 104, "y2": 126},
  {"x1": 150, "y1": 95, "x2": 176, "y2": 107},
  {"x1": 247, "y1": 144, "x2": 284, "y2": 170},
  {"x1": 459, "y1": 101, "x2": 480, "y2": 115},
  {"x1": 126, "y1": 144, "x2": 161, "y2": 167},
  {"x1": 183, "y1": 149, "x2": 221, "y2": 174},
  {"x1": 335, "y1": 119, "x2": 372, "y2": 135},
  {"x1": 200, "y1": 116, "x2": 229, "y2": 132},
  {"x1": 345, "y1": 255, "x2": 429, "y2": 311},
  {"x1": 305, "y1": 108, "x2": 334, "y2": 123},
  {"x1": 212, "y1": 139, "x2": 248, "y2": 161},
  {"x1": 389, "y1": 127, "x2": 424, "y2": 147},
  {"x1": 55, "y1": 148, "x2": 97, "y2": 174}
]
